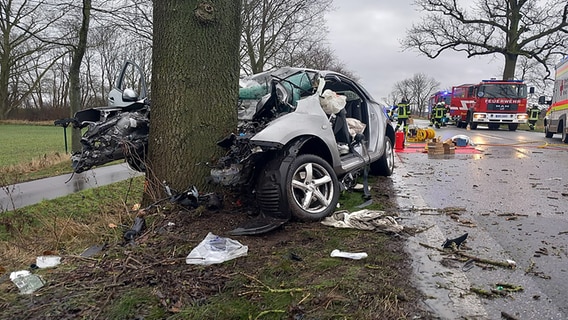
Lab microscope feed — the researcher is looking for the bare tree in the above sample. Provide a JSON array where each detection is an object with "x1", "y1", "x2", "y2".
[
  {"x1": 392, "y1": 73, "x2": 440, "y2": 116},
  {"x1": 283, "y1": 43, "x2": 358, "y2": 79},
  {"x1": 148, "y1": 0, "x2": 241, "y2": 196},
  {"x1": 0, "y1": 0, "x2": 65, "y2": 120},
  {"x1": 240, "y1": 0, "x2": 333, "y2": 74},
  {"x1": 66, "y1": 0, "x2": 91, "y2": 152},
  {"x1": 408, "y1": 73, "x2": 440, "y2": 116},
  {"x1": 402, "y1": 0, "x2": 568, "y2": 80}
]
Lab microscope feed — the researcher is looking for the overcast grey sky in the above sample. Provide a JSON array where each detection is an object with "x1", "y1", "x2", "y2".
[{"x1": 325, "y1": 0, "x2": 505, "y2": 102}]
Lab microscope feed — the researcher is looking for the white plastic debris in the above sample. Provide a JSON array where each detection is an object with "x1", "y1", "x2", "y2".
[
  {"x1": 321, "y1": 209, "x2": 403, "y2": 233},
  {"x1": 36, "y1": 255, "x2": 61, "y2": 269},
  {"x1": 330, "y1": 249, "x2": 368, "y2": 260},
  {"x1": 10, "y1": 270, "x2": 45, "y2": 294},
  {"x1": 186, "y1": 232, "x2": 248, "y2": 265}
]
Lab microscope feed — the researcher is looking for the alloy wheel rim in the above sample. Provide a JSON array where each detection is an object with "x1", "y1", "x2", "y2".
[{"x1": 290, "y1": 162, "x2": 334, "y2": 214}]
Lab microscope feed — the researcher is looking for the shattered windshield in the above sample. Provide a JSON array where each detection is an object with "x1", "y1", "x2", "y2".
[{"x1": 478, "y1": 84, "x2": 527, "y2": 99}]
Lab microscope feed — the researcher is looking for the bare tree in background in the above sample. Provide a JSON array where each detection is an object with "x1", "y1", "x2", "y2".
[
  {"x1": 287, "y1": 43, "x2": 358, "y2": 79},
  {"x1": 67, "y1": 0, "x2": 91, "y2": 152},
  {"x1": 392, "y1": 73, "x2": 440, "y2": 116},
  {"x1": 0, "y1": 0, "x2": 65, "y2": 120},
  {"x1": 240, "y1": 0, "x2": 333, "y2": 74},
  {"x1": 407, "y1": 73, "x2": 440, "y2": 116},
  {"x1": 402, "y1": 0, "x2": 568, "y2": 81}
]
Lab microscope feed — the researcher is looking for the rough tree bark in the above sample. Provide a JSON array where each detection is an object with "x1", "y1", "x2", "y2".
[
  {"x1": 69, "y1": 0, "x2": 91, "y2": 153},
  {"x1": 147, "y1": 0, "x2": 241, "y2": 199}
]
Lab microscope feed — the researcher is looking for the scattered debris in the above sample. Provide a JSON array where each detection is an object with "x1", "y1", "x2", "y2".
[
  {"x1": 124, "y1": 215, "x2": 147, "y2": 241},
  {"x1": 330, "y1": 249, "x2": 368, "y2": 260},
  {"x1": 442, "y1": 233, "x2": 468, "y2": 249},
  {"x1": 462, "y1": 259, "x2": 475, "y2": 272},
  {"x1": 321, "y1": 209, "x2": 403, "y2": 233},
  {"x1": 80, "y1": 244, "x2": 106, "y2": 258},
  {"x1": 470, "y1": 283, "x2": 523, "y2": 299},
  {"x1": 419, "y1": 242, "x2": 516, "y2": 269},
  {"x1": 35, "y1": 256, "x2": 61, "y2": 269},
  {"x1": 10, "y1": 270, "x2": 45, "y2": 294},
  {"x1": 524, "y1": 259, "x2": 551, "y2": 279},
  {"x1": 185, "y1": 232, "x2": 248, "y2": 265}
]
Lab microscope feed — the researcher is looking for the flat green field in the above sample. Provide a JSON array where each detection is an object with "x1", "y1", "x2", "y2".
[{"x1": 0, "y1": 123, "x2": 70, "y2": 167}]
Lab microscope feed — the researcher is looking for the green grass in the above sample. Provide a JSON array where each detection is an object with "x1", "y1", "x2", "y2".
[{"x1": 0, "y1": 123, "x2": 70, "y2": 167}]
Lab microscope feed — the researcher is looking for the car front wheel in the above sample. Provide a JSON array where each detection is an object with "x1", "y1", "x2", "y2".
[{"x1": 286, "y1": 154, "x2": 339, "y2": 221}]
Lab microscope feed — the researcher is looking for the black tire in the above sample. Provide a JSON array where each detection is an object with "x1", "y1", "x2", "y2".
[
  {"x1": 466, "y1": 111, "x2": 477, "y2": 129},
  {"x1": 508, "y1": 124, "x2": 518, "y2": 131},
  {"x1": 545, "y1": 122, "x2": 554, "y2": 138},
  {"x1": 285, "y1": 154, "x2": 340, "y2": 221},
  {"x1": 488, "y1": 124, "x2": 500, "y2": 130},
  {"x1": 371, "y1": 136, "x2": 394, "y2": 176}
]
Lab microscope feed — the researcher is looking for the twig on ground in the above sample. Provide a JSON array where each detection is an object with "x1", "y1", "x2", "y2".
[{"x1": 418, "y1": 242, "x2": 514, "y2": 269}]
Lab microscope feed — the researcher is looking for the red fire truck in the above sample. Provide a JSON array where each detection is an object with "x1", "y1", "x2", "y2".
[
  {"x1": 451, "y1": 79, "x2": 529, "y2": 131},
  {"x1": 449, "y1": 84, "x2": 475, "y2": 128}
]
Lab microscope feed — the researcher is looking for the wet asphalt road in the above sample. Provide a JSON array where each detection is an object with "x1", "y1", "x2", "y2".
[
  {"x1": 0, "y1": 163, "x2": 142, "y2": 211},
  {"x1": 395, "y1": 119, "x2": 568, "y2": 319}
]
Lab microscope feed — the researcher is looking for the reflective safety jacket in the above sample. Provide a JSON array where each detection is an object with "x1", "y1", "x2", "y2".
[
  {"x1": 528, "y1": 108, "x2": 540, "y2": 121},
  {"x1": 434, "y1": 105, "x2": 446, "y2": 119},
  {"x1": 397, "y1": 103, "x2": 410, "y2": 119}
]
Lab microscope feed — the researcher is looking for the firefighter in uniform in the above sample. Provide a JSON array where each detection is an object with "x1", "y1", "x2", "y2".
[
  {"x1": 395, "y1": 98, "x2": 411, "y2": 133},
  {"x1": 527, "y1": 105, "x2": 540, "y2": 130},
  {"x1": 433, "y1": 102, "x2": 446, "y2": 128}
]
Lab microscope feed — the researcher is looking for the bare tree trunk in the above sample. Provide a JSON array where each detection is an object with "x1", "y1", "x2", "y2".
[
  {"x1": 147, "y1": 0, "x2": 241, "y2": 199},
  {"x1": 502, "y1": 53, "x2": 518, "y2": 80},
  {"x1": 69, "y1": 0, "x2": 91, "y2": 152}
]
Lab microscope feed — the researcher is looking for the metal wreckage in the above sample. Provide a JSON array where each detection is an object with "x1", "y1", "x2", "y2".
[{"x1": 56, "y1": 62, "x2": 396, "y2": 235}]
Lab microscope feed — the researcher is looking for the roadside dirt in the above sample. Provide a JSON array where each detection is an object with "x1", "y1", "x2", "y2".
[{"x1": 1, "y1": 176, "x2": 435, "y2": 319}]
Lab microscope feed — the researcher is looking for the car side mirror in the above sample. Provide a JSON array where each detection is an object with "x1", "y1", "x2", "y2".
[{"x1": 529, "y1": 87, "x2": 535, "y2": 94}]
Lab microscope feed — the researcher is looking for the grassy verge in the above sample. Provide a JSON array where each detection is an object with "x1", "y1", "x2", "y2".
[
  {"x1": 0, "y1": 122, "x2": 74, "y2": 184},
  {"x1": 0, "y1": 175, "x2": 428, "y2": 319},
  {"x1": 0, "y1": 122, "x2": 70, "y2": 167}
]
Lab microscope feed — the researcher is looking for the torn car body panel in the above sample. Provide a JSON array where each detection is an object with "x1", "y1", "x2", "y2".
[{"x1": 56, "y1": 61, "x2": 150, "y2": 173}]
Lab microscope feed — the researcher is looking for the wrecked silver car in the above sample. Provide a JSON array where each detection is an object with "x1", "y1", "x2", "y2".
[
  {"x1": 56, "y1": 64, "x2": 395, "y2": 234},
  {"x1": 55, "y1": 61, "x2": 149, "y2": 173},
  {"x1": 210, "y1": 67, "x2": 395, "y2": 232}
]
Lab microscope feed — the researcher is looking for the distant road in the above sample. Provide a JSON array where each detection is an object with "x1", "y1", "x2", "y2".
[{"x1": 1, "y1": 163, "x2": 142, "y2": 211}]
